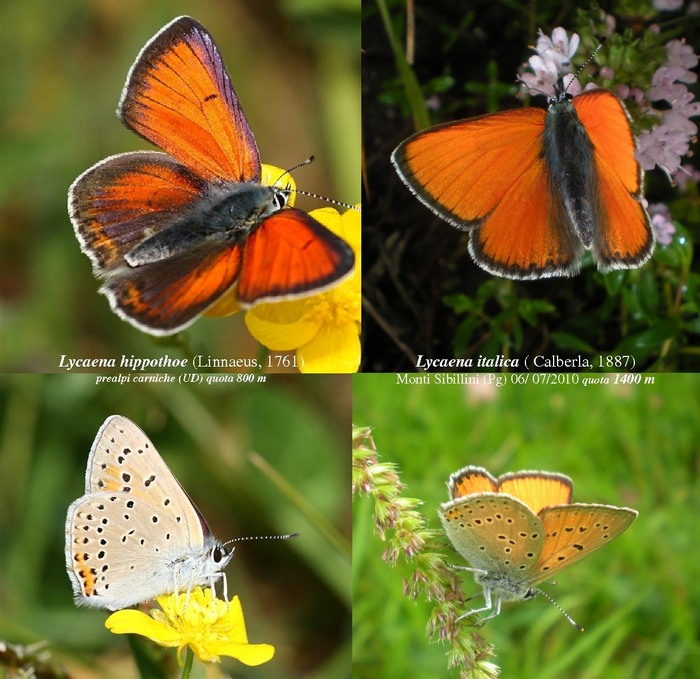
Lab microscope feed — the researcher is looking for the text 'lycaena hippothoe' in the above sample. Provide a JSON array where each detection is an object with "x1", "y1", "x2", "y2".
[
  {"x1": 65, "y1": 415, "x2": 232, "y2": 610},
  {"x1": 68, "y1": 16, "x2": 354, "y2": 335},
  {"x1": 439, "y1": 466, "x2": 637, "y2": 625}
]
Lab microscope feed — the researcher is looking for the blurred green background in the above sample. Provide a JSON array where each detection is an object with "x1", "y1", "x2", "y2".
[
  {"x1": 0, "y1": 0, "x2": 360, "y2": 371},
  {"x1": 353, "y1": 373, "x2": 700, "y2": 678},
  {"x1": 0, "y1": 373, "x2": 350, "y2": 678}
]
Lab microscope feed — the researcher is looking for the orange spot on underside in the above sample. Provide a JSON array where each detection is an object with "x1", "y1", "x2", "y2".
[
  {"x1": 452, "y1": 472, "x2": 496, "y2": 498},
  {"x1": 74, "y1": 552, "x2": 97, "y2": 594},
  {"x1": 101, "y1": 478, "x2": 124, "y2": 492}
]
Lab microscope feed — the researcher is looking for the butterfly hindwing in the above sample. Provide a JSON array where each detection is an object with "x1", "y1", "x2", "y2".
[
  {"x1": 237, "y1": 208, "x2": 355, "y2": 304},
  {"x1": 69, "y1": 151, "x2": 208, "y2": 272},
  {"x1": 66, "y1": 490, "x2": 204, "y2": 608},
  {"x1": 530, "y1": 502, "x2": 638, "y2": 585},
  {"x1": 440, "y1": 493, "x2": 544, "y2": 576},
  {"x1": 102, "y1": 247, "x2": 244, "y2": 335}
]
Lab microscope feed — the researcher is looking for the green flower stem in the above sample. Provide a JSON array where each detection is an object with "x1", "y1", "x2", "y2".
[{"x1": 180, "y1": 647, "x2": 194, "y2": 679}]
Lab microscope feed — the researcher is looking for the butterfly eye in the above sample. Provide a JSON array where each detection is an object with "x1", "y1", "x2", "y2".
[
  {"x1": 524, "y1": 588, "x2": 537, "y2": 600},
  {"x1": 272, "y1": 189, "x2": 289, "y2": 211},
  {"x1": 212, "y1": 545, "x2": 227, "y2": 563}
]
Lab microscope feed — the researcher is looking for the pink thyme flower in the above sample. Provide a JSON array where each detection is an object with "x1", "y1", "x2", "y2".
[
  {"x1": 648, "y1": 66, "x2": 694, "y2": 101},
  {"x1": 534, "y1": 27, "x2": 579, "y2": 71},
  {"x1": 636, "y1": 125, "x2": 690, "y2": 176},
  {"x1": 519, "y1": 29, "x2": 581, "y2": 97},
  {"x1": 648, "y1": 204, "x2": 676, "y2": 245},
  {"x1": 519, "y1": 54, "x2": 561, "y2": 95},
  {"x1": 637, "y1": 39, "x2": 700, "y2": 179},
  {"x1": 666, "y1": 40, "x2": 699, "y2": 73},
  {"x1": 654, "y1": 0, "x2": 684, "y2": 11}
]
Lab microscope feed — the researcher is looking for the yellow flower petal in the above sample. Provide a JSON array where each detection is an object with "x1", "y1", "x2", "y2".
[
  {"x1": 245, "y1": 299, "x2": 322, "y2": 349},
  {"x1": 105, "y1": 609, "x2": 182, "y2": 647},
  {"x1": 204, "y1": 287, "x2": 242, "y2": 318},
  {"x1": 104, "y1": 588, "x2": 274, "y2": 667},
  {"x1": 213, "y1": 642, "x2": 275, "y2": 666},
  {"x1": 298, "y1": 317, "x2": 360, "y2": 373}
]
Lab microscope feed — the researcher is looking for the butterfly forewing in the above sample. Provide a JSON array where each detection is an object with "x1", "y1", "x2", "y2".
[
  {"x1": 448, "y1": 465, "x2": 499, "y2": 498},
  {"x1": 85, "y1": 415, "x2": 207, "y2": 544},
  {"x1": 440, "y1": 493, "x2": 544, "y2": 576},
  {"x1": 119, "y1": 16, "x2": 260, "y2": 183},
  {"x1": 393, "y1": 110, "x2": 546, "y2": 229}
]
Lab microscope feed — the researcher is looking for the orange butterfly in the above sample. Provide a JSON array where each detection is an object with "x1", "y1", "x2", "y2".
[
  {"x1": 69, "y1": 16, "x2": 354, "y2": 335},
  {"x1": 440, "y1": 466, "x2": 638, "y2": 624},
  {"x1": 392, "y1": 81, "x2": 654, "y2": 279}
]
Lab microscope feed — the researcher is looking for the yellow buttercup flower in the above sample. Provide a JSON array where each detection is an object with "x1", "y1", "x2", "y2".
[
  {"x1": 105, "y1": 588, "x2": 274, "y2": 666},
  {"x1": 244, "y1": 205, "x2": 361, "y2": 373}
]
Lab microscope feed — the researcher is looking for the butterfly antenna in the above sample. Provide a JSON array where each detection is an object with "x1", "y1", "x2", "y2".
[
  {"x1": 533, "y1": 588, "x2": 584, "y2": 631},
  {"x1": 275, "y1": 158, "x2": 360, "y2": 212},
  {"x1": 224, "y1": 532, "x2": 299, "y2": 548},
  {"x1": 276, "y1": 157, "x2": 315, "y2": 180},
  {"x1": 564, "y1": 38, "x2": 607, "y2": 94}
]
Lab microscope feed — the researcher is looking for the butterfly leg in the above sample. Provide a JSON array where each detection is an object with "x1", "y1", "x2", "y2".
[
  {"x1": 449, "y1": 564, "x2": 496, "y2": 621},
  {"x1": 172, "y1": 568, "x2": 184, "y2": 610},
  {"x1": 456, "y1": 586, "x2": 497, "y2": 621},
  {"x1": 476, "y1": 594, "x2": 502, "y2": 623},
  {"x1": 209, "y1": 572, "x2": 229, "y2": 604},
  {"x1": 448, "y1": 564, "x2": 487, "y2": 575}
]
